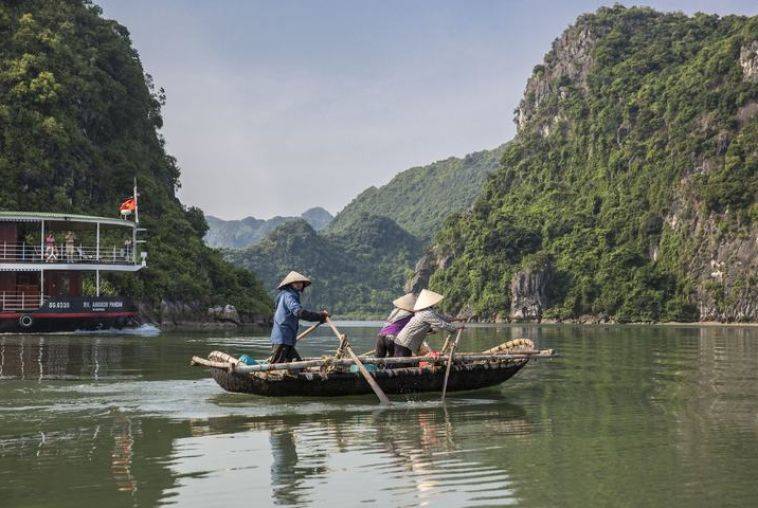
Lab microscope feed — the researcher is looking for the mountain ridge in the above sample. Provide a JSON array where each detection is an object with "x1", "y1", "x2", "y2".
[
  {"x1": 205, "y1": 207, "x2": 333, "y2": 249},
  {"x1": 327, "y1": 145, "x2": 506, "y2": 241},
  {"x1": 227, "y1": 215, "x2": 422, "y2": 317},
  {"x1": 224, "y1": 145, "x2": 505, "y2": 316}
]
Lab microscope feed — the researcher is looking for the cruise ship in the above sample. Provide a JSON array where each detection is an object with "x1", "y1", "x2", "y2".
[{"x1": 0, "y1": 210, "x2": 146, "y2": 332}]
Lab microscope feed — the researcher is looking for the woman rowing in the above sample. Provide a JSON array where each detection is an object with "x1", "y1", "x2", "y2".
[
  {"x1": 270, "y1": 271, "x2": 329, "y2": 364},
  {"x1": 375, "y1": 293, "x2": 416, "y2": 358},
  {"x1": 393, "y1": 289, "x2": 463, "y2": 358}
]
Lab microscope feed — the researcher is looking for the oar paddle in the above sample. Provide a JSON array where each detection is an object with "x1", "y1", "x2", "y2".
[
  {"x1": 441, "y1": 326, "x2": 465, "y2": 402},
  {"x1": 296, "y1": 322, "x2": 321, "y2": 341},
  {"x1": 440, "y1": 333, "x2": 454, "y2": 354},
  {"x1": 325, "y1": 317, "x2": 392, "y2": 406}
]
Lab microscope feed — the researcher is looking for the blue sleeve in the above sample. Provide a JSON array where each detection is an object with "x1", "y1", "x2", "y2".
[{"x1": 282, "y1": 292, "x2": 303, "y2": 318}]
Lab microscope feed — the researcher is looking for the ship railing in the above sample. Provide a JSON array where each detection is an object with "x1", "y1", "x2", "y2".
[
  {"x1": 0, "y1": 292, "x2": 49, "y2": 312},
  {"x1": 0, "y1": 242, "x2": 137, "y2": 265}
]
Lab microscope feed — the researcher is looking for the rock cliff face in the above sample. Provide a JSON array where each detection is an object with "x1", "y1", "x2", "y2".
[
  {"x1": 420, "y1": 6, "x2": 758, "y2": 323},
  {"x1": 510, "y1": 263, "x2": 552, "y2": 321},
  {"x1": 664, "y1": 173, "x2": 758, "y2": 322},
  {"x1": 517, "y1": 24, "x2": 596, "y2": 135},
  {"x1": 150, "y1": 300, "x2": 268, "y2": 328},
  {"x1": 741, "y1": 41, "x2": 758, "y2": 82}
]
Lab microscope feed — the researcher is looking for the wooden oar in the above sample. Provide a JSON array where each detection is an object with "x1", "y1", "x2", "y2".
[
  {"x1": 441, "y1": 326, "x2": 464, "y2": 402},
  {"x1": 325, "y1": 317, "x2": 392, "y2": 405},
  {"x1": 440, "y1": 333, "x2": 454, "y2": 354},
  {"x1": 296, "y1": 322, "x2": 321, "y2": 341},
  {"x1": 441, "y1": 311, "x2": 473, "y2": 354}
]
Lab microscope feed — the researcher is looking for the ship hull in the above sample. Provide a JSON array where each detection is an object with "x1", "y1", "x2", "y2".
[{"x1": 0, "y1": 297, "x2": 139, "y2": 333}]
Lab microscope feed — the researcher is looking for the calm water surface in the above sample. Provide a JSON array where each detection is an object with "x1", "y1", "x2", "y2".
[{"x1": 1, "y1": 324, "x2": 757, "y2": 507}]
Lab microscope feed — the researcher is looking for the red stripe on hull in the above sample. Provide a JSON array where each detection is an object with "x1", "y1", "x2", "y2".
[
  {"x1": 28, "y1": 312, "x2": 138, "y2": 319},
  {"x1": 0, "y1": 312, "x2": 136, "y2": 319}
]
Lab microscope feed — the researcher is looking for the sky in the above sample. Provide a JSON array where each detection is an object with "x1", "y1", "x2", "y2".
[{"x1": 96, "y1": 0, "x2": 757, "y2": 220}]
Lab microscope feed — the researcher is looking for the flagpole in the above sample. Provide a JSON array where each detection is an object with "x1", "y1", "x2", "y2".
[
  {"x1": 133, "y1": 177, "x2": 139, "y2": 225},
  {"x1": 132, "y1": 177, "x2": 138, "y2": 264}
]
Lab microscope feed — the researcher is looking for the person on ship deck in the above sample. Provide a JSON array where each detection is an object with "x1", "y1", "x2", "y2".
[{"x1": 44, "y1": 233, "x2": 58, "y2": 262}]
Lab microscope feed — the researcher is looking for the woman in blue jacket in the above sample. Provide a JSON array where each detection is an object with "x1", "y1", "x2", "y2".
[{"x1": 270, "y1": 271, "x2": 329, "y2": 364}]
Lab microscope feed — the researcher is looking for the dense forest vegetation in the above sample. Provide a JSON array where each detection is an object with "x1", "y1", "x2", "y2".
[
  {"x1": 226, "y1": 145, "x2": 503, "y2": 316},
  {"x1": 205, "y1": 207, "x2": 333, "y2": 249},
  {"x1": 428, "y1": 6, "x2": 758, "y2": 322},
  {"x1": 328, "y1": 145, "x2": 505, "y2": 241},
  {"x1": 0, "y1": 0, "x2": 272, "y2": 319},
  {"x1": 228, "y1": 216, "x2": 422, "y2": 318}
]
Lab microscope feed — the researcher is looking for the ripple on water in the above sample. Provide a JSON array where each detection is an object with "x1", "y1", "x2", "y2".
[
  {"x1": 2, "y1": 325, "x2": 758, "y2": 507},
  {"x1": 147, "y1": 395, "x2": 530, "y2": 507}
]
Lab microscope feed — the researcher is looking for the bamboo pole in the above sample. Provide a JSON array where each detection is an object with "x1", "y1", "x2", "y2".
[
  {"x1": 440, "y1": 333, "x2": 454, "y2": 354},
  {"x1": 442, "y1": 315, "x2": 476, "y2": 401},
  {"x1": 190, "y1": 350, "x2": 554, "y2": 373},
  {"x1": 441, "y1": 327, "x2": 464, "y2": 401},
  {"x1": 325, "y1": 316, "x2": 391, "y2": 405},
  {"x1": 296, "y1": 322, "x2": 321, "y2": 341}
]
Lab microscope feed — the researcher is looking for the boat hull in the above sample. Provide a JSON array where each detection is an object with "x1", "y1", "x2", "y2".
[
  {"x1": 209, "y1": 359, "x2": 529, "y2": 397},
  {"x1": 0, "y1": 297, "x2": 139, "y2": 333}
]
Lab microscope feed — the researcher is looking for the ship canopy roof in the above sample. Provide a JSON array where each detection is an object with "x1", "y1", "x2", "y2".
[{"x1": 0, "y1": 211, "x2": 136, "y2": 228}]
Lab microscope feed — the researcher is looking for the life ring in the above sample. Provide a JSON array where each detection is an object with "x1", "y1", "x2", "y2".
[{"x1": 18, "y1": 314, "x2": 34, "y2": 328}]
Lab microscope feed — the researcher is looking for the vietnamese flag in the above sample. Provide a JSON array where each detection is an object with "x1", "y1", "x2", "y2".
[{"x1": 120, "y1": 197, "x2": 136, "y2": 215}]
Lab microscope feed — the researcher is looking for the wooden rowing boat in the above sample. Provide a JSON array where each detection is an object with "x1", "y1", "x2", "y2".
[{"x1": 191, "y1": 339, "x2": 554, "y2": 398}]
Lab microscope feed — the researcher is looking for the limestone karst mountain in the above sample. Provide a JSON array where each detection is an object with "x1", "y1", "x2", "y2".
[{"x1": 421, "y1": 6, "x2": 758, "y2": 322}]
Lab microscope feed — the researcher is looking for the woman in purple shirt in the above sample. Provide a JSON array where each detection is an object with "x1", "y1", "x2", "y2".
[{"x1": 375, "y1": 293, "x2": 416, "y2": 358}]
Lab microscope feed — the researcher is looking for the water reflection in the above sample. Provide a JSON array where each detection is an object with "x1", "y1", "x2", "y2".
[
  {"x1": 111, "y1": 415, "x2": 138, "y2": 495},
  {"x1": 0, "y1": 336, "x2": 134, "y2": 380},
  {"x1": 1, "y1": 326, "x2": 758, "y2": 507},
  {"x1": 170, "y1": 401, "x2": 528, "y2": 507},
  {"x1": 0, "y1": 409, "x2": 152, "y2": 506}
]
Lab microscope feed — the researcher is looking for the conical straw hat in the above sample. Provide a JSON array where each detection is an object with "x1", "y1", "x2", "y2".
[
  {"x1": 413, "y1": 289, "x2": 444, "y2": 311},
  {"x1": 277, "y1": 271, "x2": 312, "y2": 289},
  {"x1": 392, "y1": 293, "x2": 417, "y2": 312}
]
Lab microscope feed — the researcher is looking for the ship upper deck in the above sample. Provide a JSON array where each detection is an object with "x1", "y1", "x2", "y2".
[
  {"x1": 0, "y1": 211, "x2": 136, "y2": 228},
  {"x1": 0, "y1": 211, "x2": 145, "y2": 272}
]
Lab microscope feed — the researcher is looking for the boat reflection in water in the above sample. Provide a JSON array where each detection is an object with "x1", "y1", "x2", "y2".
[
  {"x1": 0, "y1": 409, "x2": 143, "y2": 503},
  {"x1": 172, "y1": 401, "x2": 531, "y2": 507},
  {"x1": 0, "y1": 335, "x2": 144, "y2": 381},
  {"x1": 111, "y1": 415, "x2": 138, "y2": 495}
]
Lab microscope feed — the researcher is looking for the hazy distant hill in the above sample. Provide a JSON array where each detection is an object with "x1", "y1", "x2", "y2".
[
  {"x1": 224, "y1": 145, "x2": 504, "y2": 316},
  {"x1": 328, "y1": 146, "x2": 505, "y2": 241},
  {"x1": 227, "y1": 215, "x2": 422, "y2": 317},
  {"x1": 205, "y1": 207, "x2": 333, "y2": 249},
  {"x1": 301, "y1": 207, "x2": 334, "y2": 230}
]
